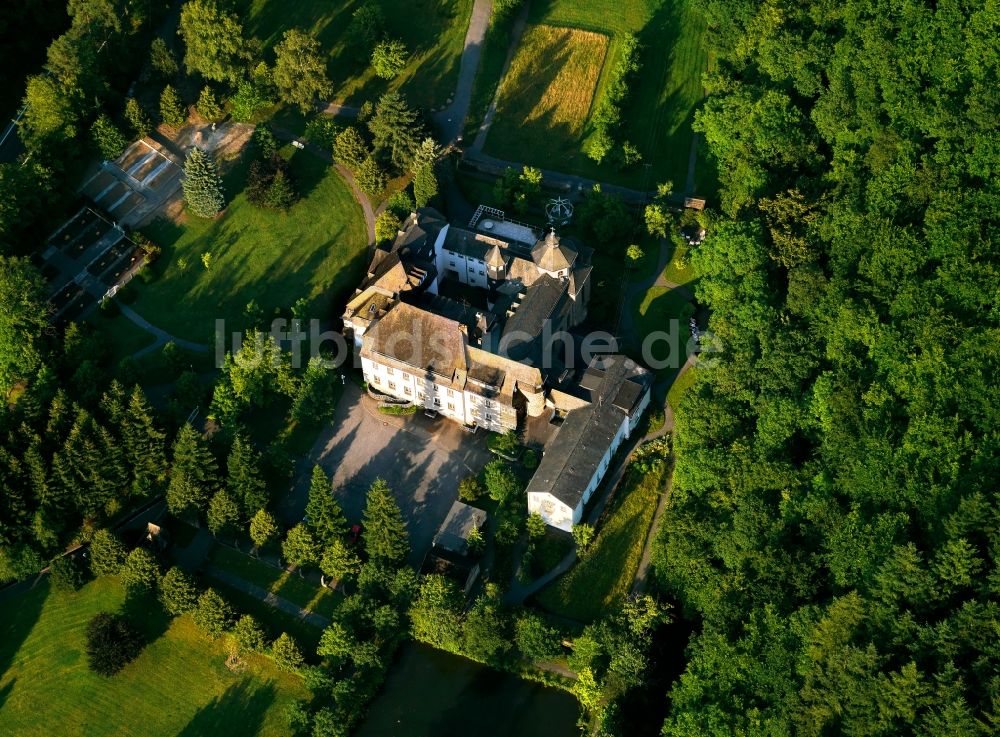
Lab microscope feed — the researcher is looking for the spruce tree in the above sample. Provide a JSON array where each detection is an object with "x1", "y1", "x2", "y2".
[
  {"x1": 249, "y1": 508, "x2": 280, "y2": 550},
  {"x1": 167, "y1": 424, "x2": 218, "y2": 519},
  {"x1": 227, "y1": 434, "x2": 268, "y2": 517},
  {"x1": 207, "y1": 489, "x2": 241, "y2": 537},
  {"x1": 367, "y1": 92, "x2": 423, "y2": 170},
  {"x1": 413, "y1": 165, "x2": 438, "y2": 208},
  {"x1": 196, "y1": 86, "x2": 223, "y2": 122},
  {"x1": 265, "y1": 168, "x2": 295, "y2": 210},
  {"x1": 90, "y1": 114, "x2": 128, "y2": 160},
  {"x1": 124, "y1": 97, "x2": 152, "y2": 138},
  {"x1": 361, "y1": 478, "x2": 409, "y2": 566},
  {"x1": 305, "y1": 465, "x2": 347, "y2": 547},
  {"x1": 121, "y1": 387, "x2": 168, "y2": 497},
  {"x1": 159, "y1": 84, "x2": 187, "y2": 128},
  {"x1": 182, "y1": 147, "x2": 225, "y2": 218}
]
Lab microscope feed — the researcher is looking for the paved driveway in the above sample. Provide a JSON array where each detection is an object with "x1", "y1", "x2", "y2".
[{"x1": 280, "y1": 382, "x2": 492, "y2": 567}]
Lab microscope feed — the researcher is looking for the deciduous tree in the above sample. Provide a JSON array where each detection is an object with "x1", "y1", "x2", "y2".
[{"x1": 273, "y1": 29, "x2": 331, "y2": 112}]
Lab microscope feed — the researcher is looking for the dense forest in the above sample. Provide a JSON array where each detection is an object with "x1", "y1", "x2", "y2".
[{"x1": 653, "y1": 1, "x2": 1000, "y2": 735}]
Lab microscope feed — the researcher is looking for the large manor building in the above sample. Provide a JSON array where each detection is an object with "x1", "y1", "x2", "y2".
[{"x1": 343, "y1": 207, "x2": 651, "y2": 530}]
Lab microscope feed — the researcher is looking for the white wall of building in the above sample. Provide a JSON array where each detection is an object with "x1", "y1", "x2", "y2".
[
  {"x1": 362, "y1": 355, "x2": 516, "y2": 431},
  {"x1": 528, "y1": 493, "x2": 575, "y2": 532}
]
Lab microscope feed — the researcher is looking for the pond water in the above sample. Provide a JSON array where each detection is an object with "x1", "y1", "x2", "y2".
[{"x1": 356, "y1": 643, "x2": 580, "y2": 737}]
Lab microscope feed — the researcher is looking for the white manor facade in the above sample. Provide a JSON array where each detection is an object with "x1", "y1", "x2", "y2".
[{"x1": 343, "y1": 208, "x2": 651, "y2": 529}]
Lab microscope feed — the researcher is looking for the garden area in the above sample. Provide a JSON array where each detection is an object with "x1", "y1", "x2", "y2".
[
  {"x1": 235, "y1": 0, "x2": 474, "y2": 109},
  {"x1": 130, "y1": 145, "x2": 369, "y2": 344},
  {"x1": 0, "y1": 577, "x2": 306, "y2": 737},
  {"x1": 481, "y1": 0, "x2": 709, "y2": 192},
  {"x1": 533, "y1": 440, "x2": 669, "y2": 621}
]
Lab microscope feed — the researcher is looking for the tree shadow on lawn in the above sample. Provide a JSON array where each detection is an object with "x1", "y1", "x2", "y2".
[
  {"x1": 486, "y1": 37, "x2": 594, "y2": 164},
  {"x1": 174, "y1": 678, "x2": 278, "y2": 737},
  {"x1": 121, "y1": 589, "x2": 173, "y2": 649},
  {"x1": 626, "y1": 0, "x2": 704, "y2": 186},
  {"x1": 0, "y1": 578, "x2": 48, "y2": 713}
]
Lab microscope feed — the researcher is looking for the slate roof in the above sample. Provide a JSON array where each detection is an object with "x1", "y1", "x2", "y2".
[
  {"x1": 500, "y1": 275, "x2": 568, "y2": 345},
  {"x1": 526, "y1": 355, "x2": 651, "y2": 509},
  {"x1": 532, "y1": 229, "x2": 577, "y2": 272},
  {"x1": 363, "y1": 302, "x2": 466, "y2": 378},
  {"x1": 433, "y1": 501, "x2": 487, "y2": 556}
]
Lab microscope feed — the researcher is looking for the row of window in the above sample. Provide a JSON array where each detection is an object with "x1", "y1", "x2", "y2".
[{"x1": 370, "y1": 369, "x2": 504, "y2": 422}]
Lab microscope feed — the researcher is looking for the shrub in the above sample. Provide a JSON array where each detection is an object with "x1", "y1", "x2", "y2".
[
  {"x1": 89, "y1": 529, "x2": 126, "y2": 576},
  {"x1": 375, "y1": 210, "x2": 401, "y2": 244},
  {"x1": 193, "y1": 588, "x2": 234, "y2": 637},
  {"x1": 120, "y1": 547, "x2": 161, "y2": 597},
  {"x1": 458, "y1": 476, "x2": 484, "y2": 502},
  {"x1": 159, "y1": 566, "x2": 199, "y2": 615},
  {"x1": 271, "y1": 632, "x2": 304, "y2": 671},
  {"x1": 50, "y1": 555, "x2": 86, "y2": 592},
  {"x1": 85, "y1": 612, "x2": 144, "y2": 676},
  {"x1": 371, "y1": 39, "x2": 409, "y2": 79},
  {"x1": 378, "y1": 403, "x2": 416, "y2": 416},
  {"x1": 355, "y1": 156, "x2": 388, "y2": 196},
  {"x1": 522, "y1": 448, "x2": 539, "y2": 469}
]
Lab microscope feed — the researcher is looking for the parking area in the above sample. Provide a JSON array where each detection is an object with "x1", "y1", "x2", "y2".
[{"x1": 280, "y1": 382, "x2": 493, "y2": 567}]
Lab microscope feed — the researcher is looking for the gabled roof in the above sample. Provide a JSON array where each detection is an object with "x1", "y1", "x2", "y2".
[{"x1": 531, "y1": 229, "x2": 577, "y2": 272}]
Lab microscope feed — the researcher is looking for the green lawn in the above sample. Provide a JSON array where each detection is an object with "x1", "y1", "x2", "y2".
[
  {"x1": 133, "y1": 147, "x2": 368, "y2": 344},
  {"x1": 208, "y1": 546, "x2": 340, "y2": 619},
  {"x1": 483, "y1": 0, "x2": 709, "y2": 192},
  {"x1": 632, "y1": 286, "x2": 695, "y2": 372},
  {"x1": 534, "y1": 464, "x2": 666, "y2": 621},
  {"x1": 667, "y1": 364, "x2": 697, "y2": 413},
  {"x1": 237, "y1": 0, "x2": 473, "y2": 109},
  {"x1": 0, "y1": 577, "x2": 306, "y2": 737},
  {"x1": 662, "y1": 237, "x2": 696, "y2": 286}
]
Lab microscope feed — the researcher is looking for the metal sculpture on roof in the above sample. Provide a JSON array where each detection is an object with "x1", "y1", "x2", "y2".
[{"x1": 545, "y1": 196, "x2": 574, "y2": 226}]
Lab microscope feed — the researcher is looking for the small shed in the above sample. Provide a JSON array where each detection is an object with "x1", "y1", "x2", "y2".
[{"x1": 433, "y1": 501, "x2": 486, "y2": 558}]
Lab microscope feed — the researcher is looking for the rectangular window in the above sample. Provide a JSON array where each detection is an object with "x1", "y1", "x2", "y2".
[
  {"x1": 448, "y1": 403, "x2": 455, "y2": 411},
  {"x1": 434, "y1": 397, "x2": 441, "y2": 406},
  {"x1": 386, "y1": 367, "x2": 394, "y2": 375},
  {"x1": 486, "y1": 413, "x2": 492, "y2": 420},
  {"x1": 404, "y1": 387, "x2": 412, "y2": 395},
  {"x1": 402, "y1": 372, "x2": 409, "y2": 381},
  {"x1": 388, "y1": 382, "x2": 396, "y2": 390},
  {"x1": 449, "y1": 261, "x2": 456, "y2": 267},
  {"x1": 374, "y1": 376, "x2": 381, "y2": 384}
]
